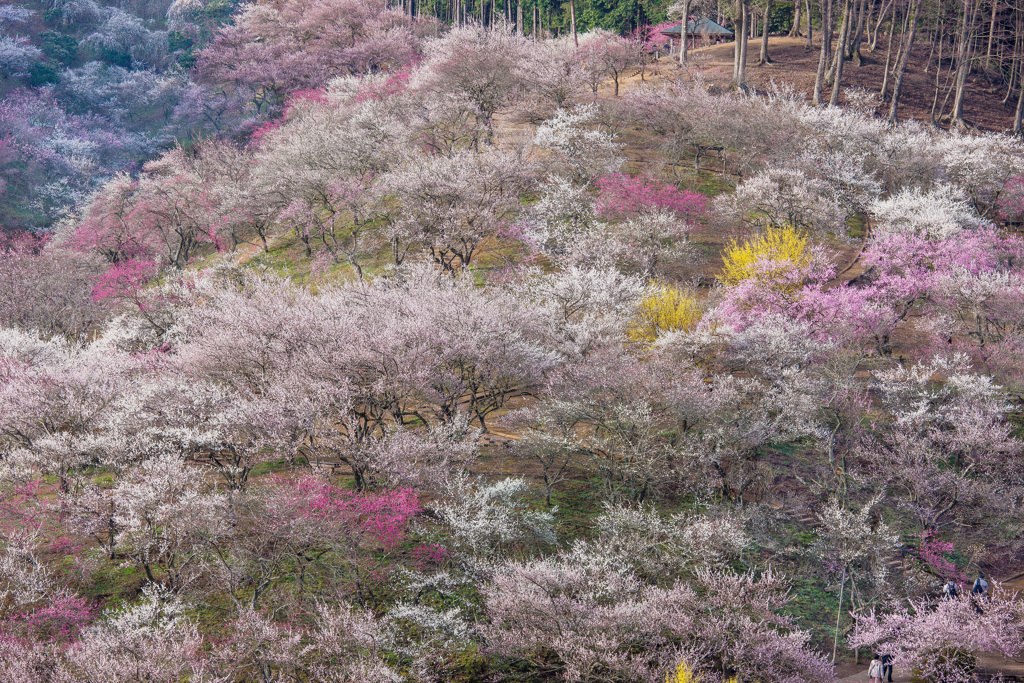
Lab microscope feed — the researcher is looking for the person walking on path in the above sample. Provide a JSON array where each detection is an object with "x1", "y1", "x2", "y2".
[
  {"x1": 880, "y1": 653, "x2": 894, "y2": 683},
  {"x1": 868, "y1": 654, "x2": 884, "y2": 683},
  {"x1": 969, "y1": 573, "x2": 990, "y2": 615}
]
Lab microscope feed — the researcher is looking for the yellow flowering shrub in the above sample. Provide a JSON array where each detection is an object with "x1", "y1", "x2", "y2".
[
  {"x1": 628, "y1": 284, "x2": 703, "y2": 344},
  {"x1": 719, "y1": 224, "x2": 812, "y2": 286},
  {"x1": 666, "y1": 662, "x2": 701, "y2": 683}
]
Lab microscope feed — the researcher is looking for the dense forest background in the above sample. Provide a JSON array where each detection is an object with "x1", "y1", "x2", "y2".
[{"x1": 5, "y1": 0, "x2": 1024, "y2": 232}]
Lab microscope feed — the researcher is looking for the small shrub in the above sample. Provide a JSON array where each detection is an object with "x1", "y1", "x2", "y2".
[
  {"x1": 628, "y1": 284, "x2": 703, "y2": 343},
  {"x1": 666, "y1": 662, "x2": 701, "y2": 683},
  {"x1": 719, "y1": 224, "x2": 812, "y2": 287}
]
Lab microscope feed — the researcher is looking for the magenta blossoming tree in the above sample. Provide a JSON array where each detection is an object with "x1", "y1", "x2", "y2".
[{"x1": 594, "y1": 173, "x2": 707, "y2": 221}]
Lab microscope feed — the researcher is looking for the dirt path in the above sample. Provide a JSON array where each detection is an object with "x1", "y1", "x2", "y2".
[{"x1": 839, "y1": 668, "x2": 912, "y2": 682}]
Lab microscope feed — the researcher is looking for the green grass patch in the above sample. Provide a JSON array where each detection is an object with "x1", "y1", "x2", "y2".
[
  {"x1": 783, "y1": 575, "x2": 843, "y2": 651},
  {"x1": 93, "y1": 473, "x2": 117, "y2": 488},
  {"x1": 845, "y1": 212, "x2": 869, "y2": 240},
  {"x1": 548, "y1": 476, "x2": 607, "y2": 539},
  {"x1": 250, "y1": 456, "x2": 309, "y2": 477},
  {"x1": 84, "y1": 562, "x2": 145, "y2": 601}
]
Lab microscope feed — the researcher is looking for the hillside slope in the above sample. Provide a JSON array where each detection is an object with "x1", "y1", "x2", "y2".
[{"x1": 643, "y1": 36, "x2": 1017, "y2": 132}]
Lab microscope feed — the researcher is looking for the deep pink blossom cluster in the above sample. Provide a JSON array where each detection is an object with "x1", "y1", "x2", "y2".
[
  {"x1": 594, "y1": 173, "x2": 708, "y2": 220},
  {"x1": 916, "y1": 530, "x2": 963, "y2": 582},
  {"x1": 281, "y1": 477, "x2": 420, "y2": 550}
]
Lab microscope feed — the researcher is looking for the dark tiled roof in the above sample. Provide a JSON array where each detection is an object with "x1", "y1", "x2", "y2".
[{"x1": 660, "y1": 18, "x2": 734, "y2": 36}]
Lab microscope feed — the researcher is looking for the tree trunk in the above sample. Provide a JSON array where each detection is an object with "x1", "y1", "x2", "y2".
[
  {"x1": 737, "y1": 0, "x2": 750, "y2": 88},
  {"x1": 832, "y1": 565, "x2": 847, "y2": 664},
  {"x1": 830, "y1": 0, "x2": 853, "y2": 103},
  {"x1": 879, "y1": 4, "x2": 901, "y2": 100},
  {"x1": 758, "y1": 0, "x2": 774, "y2": 63},
  {"x1": 1014, "y1": 56, "x2": 1024, "y2": 135},
  {"x1": 825, "y1": 0, "x2": 851, "y2": 83},
  {"x1": 934, "y1": 43, "x2": 961, "y2": 121},
  {"x1": 998, "y1": 13, "x2": 1008, "y2": 64},
  {"x1": 951, "y1": 0, "x2": 980, "y2": 127},
  {"x1": 517, "y1": 0, "x2": 523, "y2": 34},
  {"x1": 533, "y1": 3, "x2": 537, "y2": 39},
  {"x1": 1006, "y1": 9, "x2": 1022, "y2": 103},
  {"x1": 925, "y1": 0, "x2": 942, "y2": 72},
  {"x1": 734, "y1": 0, "x2": 743, "y2": 80},
  {"x1": 570, "y1": 0, "x2": 577, "y2": 45},
  {"x1": 870, "y1": 0, "x2": 894, "y2": 50},
  {"x1": 849, "y1": 0, "x2": 869, "y2": 64},
  {"x1": 931, "y1": 19, "x2": 946, "y2": 119},
  {"x1": 814, "y1": 0, "x2": 834, "y2": 103},
  {"x1": 806, "y1": 0, "x2": 814, "y2": 47},
  {"x1": 1006, "y1": 50, "x2": 1018, "y2": 104},
  {"x1": 888, "y1": 0, "x2": 925, "y2": 122},
  {"x1": 790, "y1": 0, "x2": 802, "y2": 36},
  {"x1": 680, "y1": 0, "x2": 692, "y2": 62},
  {"x1": 986, "y1": 0, "x2": 999, "y2": 68}
]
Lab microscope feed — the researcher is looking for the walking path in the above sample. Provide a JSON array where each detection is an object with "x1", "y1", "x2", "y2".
[{"x1": 840, "y1": 671, "x2": 911, "y2": 682}]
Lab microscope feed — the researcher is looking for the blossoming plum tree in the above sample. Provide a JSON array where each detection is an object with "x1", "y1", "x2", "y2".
[
  {"x1": 196, "y1": 0, "x2": 415, "y2": 109},
  {"x1": 851, "y1": 591, "x2": 1024, "y2": 682}
]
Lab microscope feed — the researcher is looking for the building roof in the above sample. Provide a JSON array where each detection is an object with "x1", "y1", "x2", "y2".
[{"x1": 660, "y1": 18, "x2": 734, "y2": 36}]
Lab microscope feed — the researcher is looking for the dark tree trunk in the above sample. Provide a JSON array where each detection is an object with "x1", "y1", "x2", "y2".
[
  {"x1": 888, "y1": 0, "x2": 925, "y2": 123},
  {"x1": 951, "y1": 0, "x2": 980, "y2": 127},
  {"x1": 1015, "y1": 56, "x2": 1024, "y2": 135},
  {"x1": 830, "y1": 0, "x2": 854, "y2": 103},
  {"x1": 849, "y1": 0, "x2": 869, "y2": 64},
  {"x1": 814, "y1": 0, "x2": 834, "y2": 103}
]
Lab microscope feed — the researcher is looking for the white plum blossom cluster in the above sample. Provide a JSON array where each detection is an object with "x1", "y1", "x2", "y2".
[
  {"x1": 869, "y1": 184, "x2": 983, "y2": 239},
  {"x1": 534, "y1": 104, "x2": 623, "y2": 182},
  {"x1": 431, "y1": 474, "x2": 558, "y2": 558},
  {"x1": 0, "y1": 7, "x2": 38, "y2": 77}
]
